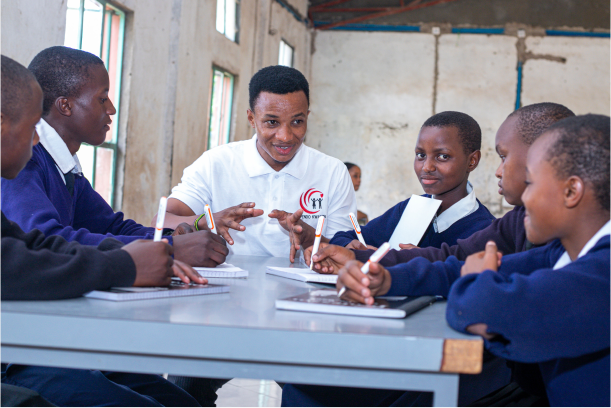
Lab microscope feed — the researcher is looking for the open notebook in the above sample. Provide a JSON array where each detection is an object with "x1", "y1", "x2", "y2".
[
  {"x1": 193, "y1": 263, "x2": 248, "y2": 278},
  {"x1": 276, "y1": 289, "x2": 438, "y2": 319},
  {"x1": 266, "y1": 266, "x2": 337, "y2": 284},
  {"x1": 84, "y1": 282, "x2": 229, "y2": 301}
]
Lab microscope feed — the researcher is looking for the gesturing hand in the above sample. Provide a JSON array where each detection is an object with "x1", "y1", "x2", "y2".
[
  {"x1": 209, "y1": 202, "x2": 264, "y2": 245},
  {"x1": 269, "y1": 208, "x2": 320, "y2": 263},
  {"x1": 336, "y1": 260, "x2": 392, "y2": 305},
  {"x1": 122, "y1": 239, "x2": 174, "y2": 287},
  {"x1": 460, "y1": 241, "x2": 503, "y2": 277},
  {"x1": 307, "y1": 243, "x2": 355, "y2": 274}
]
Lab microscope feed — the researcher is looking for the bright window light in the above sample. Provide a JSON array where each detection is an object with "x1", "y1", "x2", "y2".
[
  {"x1": 279, "y1": 40, "x2": 294, "y2": 67},
  {"x1": 216, "y1": 0, "x2": 240, "y2": 43}
]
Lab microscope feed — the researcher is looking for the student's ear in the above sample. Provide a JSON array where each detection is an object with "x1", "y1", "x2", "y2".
[
  {"x1": 54, "y1": 97, "x2": 72, "y2": 117},
  {"x1": 466, "y1": 150, "x2": 481, "y2": 173},
  {"x1": 246, "y1": 109, "x2": 255, "y2": 129},
  {"x1": 563, "y1": 175, "x2": 585, "y2": 209}
]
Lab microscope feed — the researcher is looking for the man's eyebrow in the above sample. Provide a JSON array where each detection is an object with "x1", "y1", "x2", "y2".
[
  {"x1": 262, "y1": 114, "x2": 280, "y2": 118},
  {"x1": 292, "y1": 112, "x2": 306, "y2": 118}
]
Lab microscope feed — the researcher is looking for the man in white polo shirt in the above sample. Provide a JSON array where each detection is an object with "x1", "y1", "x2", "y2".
[{"x1": 161, "y1": 65, "x2": 356, "y2": 258}]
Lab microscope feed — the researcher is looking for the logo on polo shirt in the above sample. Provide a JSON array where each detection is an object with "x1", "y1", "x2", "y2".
[{"x1": 300, "y1": 188, "x2": 324, "y2": 215}]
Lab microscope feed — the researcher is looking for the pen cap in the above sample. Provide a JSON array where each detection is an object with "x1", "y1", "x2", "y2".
[
  {"x1": 349, "y1": 213, "x2": 361, "y2": 232},
  {"x1": 155, "y1": 197, "x2": 168, "y2": 228},
  {"x1": 315, "y1": 216, "x2": 325, "y2": 235}
]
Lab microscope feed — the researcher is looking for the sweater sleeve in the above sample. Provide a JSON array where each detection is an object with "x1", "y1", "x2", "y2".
[
  {"x1": 385, "y1": 256, "x2": 464, "y2": 297},
  {"x1": 1, "y1": 213, "x2": 136, "y2": 300},
  {"x1": 446, "y1": 239, "x2": 610, "y2": 363}
]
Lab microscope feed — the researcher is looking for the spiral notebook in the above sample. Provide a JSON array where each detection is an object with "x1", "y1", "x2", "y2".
[
  {"x1": 84, "y1": 282, "x2": 229, "y2": 301},
  {"x1": 266, "y1": 266, "x2": 337, "y2": 284},
  {"x1": 193, "y1": 263, "x2": 249, "y2": 278}
]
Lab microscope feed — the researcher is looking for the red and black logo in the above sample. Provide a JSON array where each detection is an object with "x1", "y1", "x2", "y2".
[{"x1": 300, "y1": 188, "x2": 324, "y2": 214}]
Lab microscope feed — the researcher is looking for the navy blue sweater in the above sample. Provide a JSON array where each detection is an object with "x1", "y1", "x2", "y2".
[
  {"x1": 330, "y1": 195, "x2": 495, "y2": 249},
  {"x1": 1, "y1": 145, "x2": 167, "y2": 246},
  {"x1": 447, "y1": 236, "x2": 610, "y2": 407}
]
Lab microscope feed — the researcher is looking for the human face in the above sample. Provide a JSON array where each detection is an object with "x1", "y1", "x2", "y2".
[
  {"x1": 494, "y1": 116, "x2": 530, "y2": 206},
  {"x1": 247, "y1": 91, "x2": 309, "y2": 172},
  {"x1": 1, "y1": 82, "x2": 43, "y2": 179},
  {"x1": 65, "y1": 64, "x2": 116, "y2": 148},
  {"x1": 414, "y1": 126, "x2": 477, "y2": 197},
  {"x1": 522, "y1": 133, "x2": 566, "y2": 245},
  {"x1": 349, "y1": 165, "x2": 361, "y2": 191}
]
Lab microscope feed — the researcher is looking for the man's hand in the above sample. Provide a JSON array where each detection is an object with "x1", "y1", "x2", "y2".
[
  {"x1": 336, "y1": 260, "x2": 392, "y2": 305},
  {"x1": 307, "y1": 243, "x2": 356, "y2": 274},
  {"x1": 171, "y1": 222, "x2": 196, "y2": 236},
  {"x1": 172, "y1": 259, "x2": 208, "y2": 285},
  {"x1": 173, "y1": 231, "x2": 229, "y2": 267},
  {"x1": 460, "y1": 241, "x2": 502, "y2": 277},
  {"x1": 345, "y1": 239, "x2": 367, "y2": 250},
  {"x1": 269, "y1": 208, "x2": 322, "y2": 263},
  {"x1": 122, "y1": 239, "x2": 174, "y2": 286},
  {"x1": 398, "y1": 243, "x2": 419, "y2": 250},
  {"x1": 207, "y1": 202, "x2": 264, "y2": 245}
]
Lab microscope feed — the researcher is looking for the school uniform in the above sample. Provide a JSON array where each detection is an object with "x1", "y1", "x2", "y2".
[
  {"x1": 0, "y1": 119, "x2": 165, "y2": 245},
  {"x1": 330, "y1": 182, "x2": 495, "y2": 249},
  {"x1": 169, "y1": 134, "x2": 356, "y2": 256},
  {"x1": 447, "y1": 222, "x2": 610, "y2": 407},
  {"x1": 353, "y1": 205, "x2": 527, "y2": 267}
]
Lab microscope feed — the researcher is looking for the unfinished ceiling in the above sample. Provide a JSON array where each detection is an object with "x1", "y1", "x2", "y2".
[{"x1": 308, "y1": 0, "x2": 610, "y2": 31}]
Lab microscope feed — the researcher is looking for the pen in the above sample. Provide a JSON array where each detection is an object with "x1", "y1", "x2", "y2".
[
  {"x1": 338, "y1": 242, "x2": 391, "y2": 298},
  {"x1": 204, "y1": 204, "x2": 217, "y2": 234},
  {"x1": 153, "y1": 196, "x2": 167, "y2": 242},
  {"x1": 310, "y1": 216, "x2": 326, "y2": 270},
  {"x1": 349, "y1": 213, "x2": 367, "y2": 246}
]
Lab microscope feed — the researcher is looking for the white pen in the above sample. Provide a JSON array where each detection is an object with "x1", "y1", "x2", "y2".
[
  {"x1": 310, "y1": 216, "x2": 325, "y2": 270},
  {"x1": 338, "y1": 242, "x2": 391, "y2": 298},
  {"x1": 349, "y1": 213, "x2": 367, "y2": 246},
  {"x1": 204, "y1": 204, "x2": 217, "y2": 234},
  {"x1": 153, "y1": 196, "x2": 168, "y2": 242}
]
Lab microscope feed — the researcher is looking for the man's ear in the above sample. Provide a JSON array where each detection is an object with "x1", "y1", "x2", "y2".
[
  {"x1": 564, "y1": 175, "x2": 585, "y2": 209},
  {"x1": 54, "y1": 97, "x2": 72, "y2": 117},
  {"x1": 246, "y1": 109, "x2": 255, "y2": 129},
  {"x1": 466, "y1": 150, "x2": 481, "y2": 173}
]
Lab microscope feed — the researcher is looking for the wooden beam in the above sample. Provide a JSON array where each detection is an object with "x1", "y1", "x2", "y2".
[{"x1": 440, "y1": 338, "x2": 484, "y2": 374}]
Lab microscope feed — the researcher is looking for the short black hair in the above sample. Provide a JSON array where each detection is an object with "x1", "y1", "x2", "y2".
[
  {"x1": 1, "y1": 55, "x2": 39, "y2": 122},
  {"x1": 544, "y1": 114, "x2": 610, "y2": 212},
  {"x1": 421, "y1": 111, "x2": 481, "y2": 154},
  {"x1": 28, "y1": 46, "x2": 104, "y2": 116},
  {"x1": 344, "y1": 162, "x2": 358, "y2": 171},
  {"x1": 248, "y1": 65, "x2": 309, "y2": 111},
  {"x1": 508, "y1": 102, "x2": 575, "y2": 145}
]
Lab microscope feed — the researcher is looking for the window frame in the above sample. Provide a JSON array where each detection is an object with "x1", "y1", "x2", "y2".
[
  {"x1": 207, "y1": 67, "x2": 235, "y2": 150},
  {"x1": 216, "y1": 0, "x2": 241, "y2": 43},
  {"x1": 278, "y1": 39, "x2": 295, "y2": 68}
]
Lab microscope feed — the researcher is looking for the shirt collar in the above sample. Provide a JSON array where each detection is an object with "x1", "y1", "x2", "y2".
[
  {"x1": 36, "y1": 118, "x2": 82, "y2": 174},
  {"x1": 244, "y1": 134, "x2": 308, "y2": 180},
  {"x1": 553, "y1": 220, "x2": 611, "y2": 270},
  {"x1": 434, "y1": 181, "x2": 478, "y2": 233}
]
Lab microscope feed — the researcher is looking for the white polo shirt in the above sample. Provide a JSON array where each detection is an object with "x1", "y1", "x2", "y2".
[{"x1": 169, "y1": 135, "x2": 356, "y2": 257}]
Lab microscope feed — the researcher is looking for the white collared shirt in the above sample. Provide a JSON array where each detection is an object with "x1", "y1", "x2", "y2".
[
  {"x1": 433, "y1": 181, "x2": 479, "y2": 233},
  {"x1": 36, "y1": 119, "x2": 83, "y2": 184},
  {"x1": 553, "y1": 220, "x2": 611, "y2": 270},
  {"x1": 170, "y1": 135, "x2": 357, "y2": 257}
]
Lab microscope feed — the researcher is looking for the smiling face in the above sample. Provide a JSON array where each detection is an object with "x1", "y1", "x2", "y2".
[
  {"x1": 494, "y1": 116, "x2": 530, "y2": 206},
  {"x1": 414, "y1": 126, "x2": 477, "y2": 197},
  {"x1": 1, "y1": 82, "x2": 43, "y2": 179},
  {"x1": 522, "y1": 133, "x2": 566, "y2": 244},
  {"x1": 349, "y1": 165, "x2": 361, "y2": 191},
  {"x1": 64, "y1": 63, "x2": 116, "y2": 147},
  {"x1": 247, "y1": 91, "x2": 309, "y2": 171}
]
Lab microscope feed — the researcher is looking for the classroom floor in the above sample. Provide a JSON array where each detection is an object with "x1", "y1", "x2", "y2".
[{"x1": 216, "y1": 378, "x2": 282, "y2": 407}]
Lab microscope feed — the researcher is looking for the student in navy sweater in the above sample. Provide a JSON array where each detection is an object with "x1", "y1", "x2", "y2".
[
  {"x1": 0, "y1": 54, "x2": 201, "y2": 407},
  {"x1": 447, "y1": 114, "x2": 610, "y2": 407},
  {"x1": 1, "y1": 46, "x2": 228, "y2": 268},
  {"x1": 330, "y1": 111, "x2": 495, "y2": 251}
]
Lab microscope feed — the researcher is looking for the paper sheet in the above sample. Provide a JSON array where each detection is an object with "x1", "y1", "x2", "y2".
[{"x1": 387, "y1": 195, "x2": 442, "y2": 250}]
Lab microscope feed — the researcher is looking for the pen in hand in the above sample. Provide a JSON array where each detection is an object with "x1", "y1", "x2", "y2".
[
  {"x1": 338, "y1": 242, "x2": 391, "y2": 298},
  {"x1": 310, "y1": 216, "x2": 325, "y2": 270}
]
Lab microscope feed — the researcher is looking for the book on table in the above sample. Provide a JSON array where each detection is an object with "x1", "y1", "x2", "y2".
[
  {"x1": 84, "y1": 282, "x2": 229, "y2": 301},
  {"x1": 276, "y1": 289, "x2": 438, "y2": 319},
  {"x1": 266, "y1": 266, "x2": 337, "y2": 284},
  {"x1": 193, "y1": 263, "x2": 249, "y2": 278}
]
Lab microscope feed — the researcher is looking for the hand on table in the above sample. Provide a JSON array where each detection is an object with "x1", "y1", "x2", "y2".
[
  {"x1": 123, "y1": 239, "x2": 174, "y2": 286},
  {"x1": 460, "y1": 241, "x2": 502, "y2": 277},
  {"x1": 344, "y1": 239, "x2": 367, "y2": 250},
  {"x1": 307, "y1": 243, "x2": 355, "y2": 274},
  {"x1": 398, "y1": 243, "x2": 419, "y2": 250},
  {"x1": 171, "y1": 222, "x2": 196, "y2": 236},
  {"x1": 172, "y1": 259, "x2": 208, "y2": 285},
  {"x1": 269, "y1": 208, "x2": 321, "y2": 263},
  {"x1": 336, "y1": 260, "x2": 392, "y2": 305},
  {"x1": 204, "y1": 202, "x2": 264, "y2": 245},
  {"x1": 173, "y1": 230, "x2": 229, "y2": 267},
  {"x1": 466, "y1": 323, "x2": 497, "y2": 341}
]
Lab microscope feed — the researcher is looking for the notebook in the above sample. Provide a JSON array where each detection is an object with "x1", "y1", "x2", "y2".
[
  {"x1": 388, "y1": 194, "x2": 442, "y2": 250},
  {"x1": 84, "y1": 282, "x2": 229, "y2": 301},
  {"x1": 276, "y1": 289, "x2": 437, "y2": 319},
  {"x1": 193, "y1": 263, "x2": 249, "y2": 278},
  {"x1": 266, "y1": 266, "x2": 337, "y2": 284}
]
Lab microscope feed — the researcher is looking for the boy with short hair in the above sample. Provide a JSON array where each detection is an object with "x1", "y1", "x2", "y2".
[
  {"x1": 447, "y1": 114, "x2": 610, "y2": 407},
  {"x1": 1, "y1": 54, "x2": 201, "y2": 407},
  {"x1": 1, "y1": 46, "x2": 228, "y2": 268}
]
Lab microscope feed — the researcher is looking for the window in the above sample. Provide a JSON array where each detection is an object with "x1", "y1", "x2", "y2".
[
  {"x1": 278, "y1": 40, "x2": 294, "y2": 68},
  {"x1": 216, "y1": 0, "x2": 240, "y2": 42},
  {"x1": 208, "y1": 68, "x2": 235, "y2": 150},
  {"x1": 64, "y1": 0, "x2": 125, "y2": 207}
]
